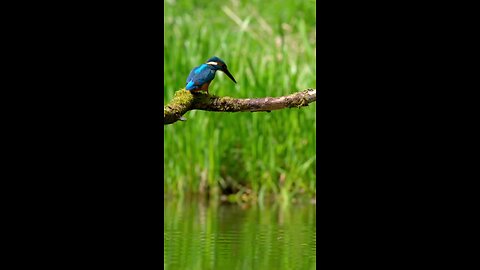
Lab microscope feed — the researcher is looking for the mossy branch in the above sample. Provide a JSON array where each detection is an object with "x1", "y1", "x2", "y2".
[{"x1": 164, "y1": 88, "x2": 316, "y2": 125}]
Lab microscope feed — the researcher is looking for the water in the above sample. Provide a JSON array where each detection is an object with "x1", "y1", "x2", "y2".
[{"x1": 164, "y1": 198, "x2": 316, "y2": 270}]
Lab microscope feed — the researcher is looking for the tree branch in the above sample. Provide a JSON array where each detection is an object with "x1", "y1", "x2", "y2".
[{"x1": 164, "y1": 88, "x2": 316, "y2": 125}]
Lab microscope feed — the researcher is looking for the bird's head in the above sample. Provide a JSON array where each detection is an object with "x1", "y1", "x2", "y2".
[{"x1": 206, "y1": 56, "x2": 237, "y2": 84}]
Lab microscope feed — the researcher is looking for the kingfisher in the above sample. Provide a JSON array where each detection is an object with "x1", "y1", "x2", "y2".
[{"x1": 185, "y1": 56, "x2": 237, "y2": 94}]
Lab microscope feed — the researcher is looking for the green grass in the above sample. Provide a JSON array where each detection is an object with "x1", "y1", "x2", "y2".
[{"x1": 164, "y1": 0, "x2": 316, "y2": 203}]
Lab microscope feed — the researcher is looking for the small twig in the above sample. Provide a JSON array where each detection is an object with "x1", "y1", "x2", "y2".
[{"x1": 164, "y1": 88, "x2": 316, "y2": 125}]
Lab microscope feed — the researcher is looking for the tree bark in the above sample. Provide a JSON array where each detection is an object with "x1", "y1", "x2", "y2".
[{"x1": 164, "y1": 88, "x2": 316, "y2": 125}]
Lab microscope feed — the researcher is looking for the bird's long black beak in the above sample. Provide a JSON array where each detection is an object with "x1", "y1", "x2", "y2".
[{"x1": 222, "y1": 67, "x2": 237, "y2": 84}]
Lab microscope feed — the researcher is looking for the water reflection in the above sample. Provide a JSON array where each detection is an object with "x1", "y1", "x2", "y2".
[{"x1": 164, "y1": 198, "x2": 316, "y2": 270}]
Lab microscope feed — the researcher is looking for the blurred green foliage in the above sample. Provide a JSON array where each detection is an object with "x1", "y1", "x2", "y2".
[{"x1": 164, "y1": 0, "x2": 316, "y2": 203}]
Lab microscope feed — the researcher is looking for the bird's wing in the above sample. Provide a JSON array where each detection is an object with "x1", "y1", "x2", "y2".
[
  {"x1": 186, "y1": 66, "x2": 198, "y2": 84},
  {"x1": 195, "y1": 68, "x2": 216, "y2": 85},
  {"x1": 186, "y1": 68, "x2": 215, "y2": 89}
]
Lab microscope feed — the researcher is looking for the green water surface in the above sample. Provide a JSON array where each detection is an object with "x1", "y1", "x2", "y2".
[{"x1": 164, "y1": 198, "x2": 316, "y2": 270}]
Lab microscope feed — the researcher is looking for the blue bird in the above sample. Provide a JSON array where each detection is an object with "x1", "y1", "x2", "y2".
[{"x1": 185, "y1": 56, "x2": 237, "y2": 94}]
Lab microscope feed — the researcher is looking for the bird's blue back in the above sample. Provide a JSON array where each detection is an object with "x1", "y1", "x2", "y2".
[{"x1": 186, "y1": 64, "x2": 216, "y2": 91}]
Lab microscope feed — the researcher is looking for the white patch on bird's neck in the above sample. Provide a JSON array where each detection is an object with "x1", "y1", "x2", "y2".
[{"x1": 206, "y1": 61, "x2": 218, "y2": 65}]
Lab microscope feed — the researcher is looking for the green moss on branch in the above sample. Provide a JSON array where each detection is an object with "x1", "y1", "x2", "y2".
[{"x1": 164, "y1": 88, "x2": 316, "y2": 125}]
